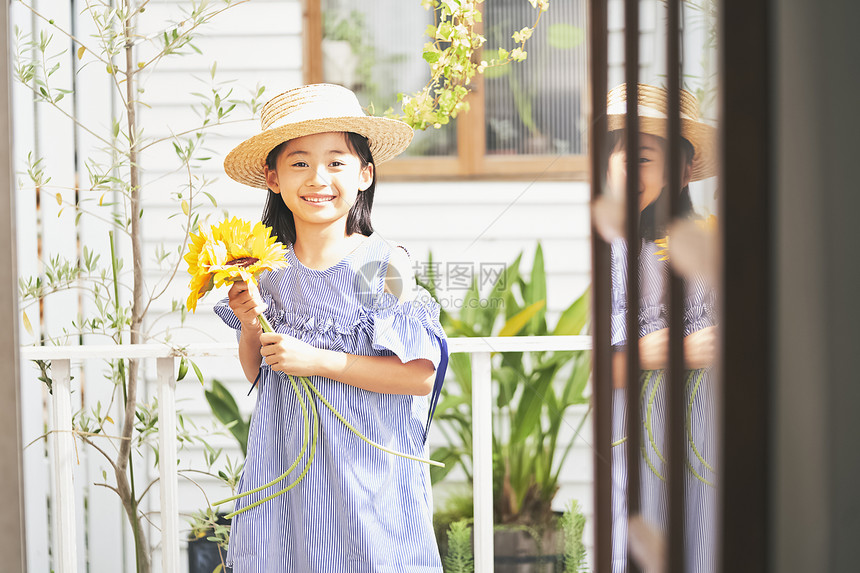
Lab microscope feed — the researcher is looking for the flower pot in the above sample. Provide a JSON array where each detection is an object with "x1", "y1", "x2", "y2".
[
  {"x1": 187, "y1": 536, "x2": 230, "y2": 573},
  {"x1": 494, "y1": 526, "x2": 563, "y2": 573},
  {"x1": 322, "y1": 39, "x2": 359, "y2": 90},
  {"x1": 187, "y1": 513, "x2": 231, "y2": 573}
]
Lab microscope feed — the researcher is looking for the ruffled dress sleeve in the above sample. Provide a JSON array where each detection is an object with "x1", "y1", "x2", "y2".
[
  {"x1": 684, "y1": 274, "x2": 717, "y2": 336},
  {"x1": 369, "y1": 288, "x2": 446, "y2": 371}
]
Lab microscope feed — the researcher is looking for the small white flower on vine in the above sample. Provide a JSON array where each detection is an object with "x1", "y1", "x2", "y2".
[
  {"x1": 511, "y1": 47, "x2": 527, "y2": 61},
  {"x1": 513, "y1": 27, "x2": 534, "y2": 43}
]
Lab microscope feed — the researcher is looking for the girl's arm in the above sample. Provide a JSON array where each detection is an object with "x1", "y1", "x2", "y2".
[
  {"x1": 318, "y1": 350, "x2": 436, "y2": 396},
  {"x1": 258, "y1": 333, "x2": 436, "y2": 396}
]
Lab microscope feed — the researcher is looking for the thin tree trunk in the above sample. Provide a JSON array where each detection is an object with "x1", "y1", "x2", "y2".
[{"x1": 115, "y1": 2, "x2": 150, "y2": 571}]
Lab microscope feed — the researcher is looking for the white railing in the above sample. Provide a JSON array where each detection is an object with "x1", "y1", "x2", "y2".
[{"x1": 20, "y1": 335, "x2": 591, "y2": 573}]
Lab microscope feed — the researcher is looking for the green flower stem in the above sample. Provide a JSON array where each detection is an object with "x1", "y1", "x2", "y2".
[
  {"x1": 639, "y1": 370, "x2": 665, "y2": 482},
  {"x1": 646, "y1": 371, "x2": 667, "y2": 464},
  {"x1": 215, "y1": 373, "x2": 311, "y2": 509},
  {"x1": 301, "y1": 376, "x2": 444, "y2": 468},
  {"x1": 257, "y1": 313, "x2": 273, "y2": 333},
  {"x1": 223, "y1": 379, "x2": 319, "y2": 519},
  {"x1": 686, "y1": 369, "x2": 714, "y2": 473}
]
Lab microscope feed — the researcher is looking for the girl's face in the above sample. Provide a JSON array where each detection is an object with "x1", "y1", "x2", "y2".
[
  {"x1": 264, "y1": 131, "x2": 373, "y2": 228},
  {"x1": 607, "y1": 133, "x2": 690, "y2": 212}
]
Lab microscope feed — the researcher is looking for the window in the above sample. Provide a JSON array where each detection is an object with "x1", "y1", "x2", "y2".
[{"x1": 304, "y1": 0, "x2": 589, "y2": 180}]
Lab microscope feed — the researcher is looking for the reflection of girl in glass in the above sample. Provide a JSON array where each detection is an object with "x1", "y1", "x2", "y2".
[{"x1": 597, "y1": 83, "x2": 718, "y2": 573}]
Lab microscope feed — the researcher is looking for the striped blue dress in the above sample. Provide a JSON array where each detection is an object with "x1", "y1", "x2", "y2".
[
  {"x1": 214, "y1": 231, "x2": 445, "y2": 572},
  {"x1": 610, "y1": 238, "x2": 718, "y2": 573}
]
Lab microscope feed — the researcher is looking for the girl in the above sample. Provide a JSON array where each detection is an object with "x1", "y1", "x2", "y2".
[
  {"x1": 598, "y1": 83, "x2": 719, "y2": 573},
  {"x1": 214, "y1": 83, "x2": 447, "y2": 572}
]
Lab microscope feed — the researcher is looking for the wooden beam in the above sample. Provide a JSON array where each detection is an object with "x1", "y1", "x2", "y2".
[
  {"x1": 303, "y1": 0, "x2": 323, "y2": 84},
  {"x1": 719, "y1": 0, "x2": 771, "y2": 570}
]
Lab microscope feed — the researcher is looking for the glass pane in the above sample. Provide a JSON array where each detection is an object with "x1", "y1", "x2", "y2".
[
  {"x1": 321, "y1": 0, "x2": 457, "y2": 157},
  {"x1": 595, "y1": 1, "x2": 722, "y2": 571},
  {"x1": 483, "y1": 0, "x2": 588, "y2": 156}
]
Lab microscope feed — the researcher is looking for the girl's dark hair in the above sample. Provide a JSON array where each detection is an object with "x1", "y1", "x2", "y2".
[
  {"x1": 260, "y1": 132, "x2": 376, "y2": 245},
  {"x1": 605, "y1": 129, "x2": 696, "y2": 241}
]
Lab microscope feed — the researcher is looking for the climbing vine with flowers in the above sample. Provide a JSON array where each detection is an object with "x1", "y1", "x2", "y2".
[{"x1": 392, "y1": 0, "x2": 550, "y2": 130}]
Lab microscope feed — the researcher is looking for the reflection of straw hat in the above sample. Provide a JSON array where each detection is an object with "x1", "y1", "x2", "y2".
[
  {"x1": 607, "y1": 83, "x2": 717, "y2": 181},
  {"x1": 224, "y1": 84, "x2": 414, "y2": 189}
]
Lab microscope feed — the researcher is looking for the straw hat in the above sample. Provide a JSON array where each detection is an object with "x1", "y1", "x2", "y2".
[
  {"x1": 224, "y1": 84, "x2": 414, "y2": 189},
  {"x1": 607, "y1": 83, "x2": 717, "y2": 181}
]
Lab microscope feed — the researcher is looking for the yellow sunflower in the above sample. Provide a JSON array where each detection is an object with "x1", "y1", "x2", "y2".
[
  {"x1": 655, "y1": 236, "x2": 670, "y2": 261},
  {"x1": 653, "y1": 215, "x2": 717, "y2": 262},
  {"x1": 184, "y1": 217, "x2": 288, "y2": 312}
]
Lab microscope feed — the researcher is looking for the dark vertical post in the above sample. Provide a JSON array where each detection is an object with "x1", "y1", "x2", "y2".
[
  {"x1": 664, "y1": 1, "x2": 686, "y2": 572},
  {"x1": 719, "y1": 0, "x2": 770, "y2": 571},
  {"x1": 623, "y1": 1, "x2": 641, "y2": 572},
  {"x1": 588, "y1": 0, "x2": 611, "y2": 570}
]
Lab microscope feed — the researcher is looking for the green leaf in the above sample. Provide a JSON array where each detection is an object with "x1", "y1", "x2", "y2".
[
  {"x1": 511, "y1": 365, "x2": 557, "y2": 444},
  {"x1": 176, "y1": 357, "x2": 188, "y2": 381},
  {"x1": 190, "y1": 359, "x2": 204, "y2": 385},
  {"x1": 526, "y1": 243, "x2": 547, "y2": 335},
  {"x1": 561, "y1": 351, "x2": 591, "y2": 406},
  {"x1": 429, "y1": 446, "x2": 462, "y2": 483},
  {"x1": 423, "y1": 50, "x2": 440, "y2": 63},
  {"x1": 553, "y1": 286, "x2": 590, "y2": 335},
  {"x1": 205, "y1": 379, "x2": 248, "y2": 455},
  {"x1": 497, "y1": 300, "x2": 545, "y2": 337},
  {"x1": 494, "y1": 365, "x2": 519, "y2": 409},
  {"x1": 448, "y1": 352, "x2": 472, "y2": 397},
  {"x1": 459, "y1": 278, "x2": 481, "y2": 334},
  {"x1": 480, "y1": 253, "x2": 521, "y2": 335}
]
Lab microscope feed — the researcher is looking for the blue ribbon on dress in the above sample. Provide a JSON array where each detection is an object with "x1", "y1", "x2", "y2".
[{"x1": 423, "y1": 336, "x2": 449, "y2": 444}]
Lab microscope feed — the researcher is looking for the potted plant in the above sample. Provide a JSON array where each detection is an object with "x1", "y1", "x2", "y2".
[
  {"x1": 186, "y1": 379, "x2": 250, "y2": 573},
  {"x1": 321, "y1": 10, "x2": 377, "y2": 95},
  {"x1": 420, "y1": 244, "x2": 591, "y2": 571}
]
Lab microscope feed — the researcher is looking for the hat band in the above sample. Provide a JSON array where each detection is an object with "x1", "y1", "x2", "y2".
[{"x1": 261, "y1": 101, "x2": 367, "y2": 130}]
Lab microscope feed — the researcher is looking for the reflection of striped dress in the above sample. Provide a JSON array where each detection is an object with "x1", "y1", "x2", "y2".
[
  {"x1": 610, "y1": 239, "x2": 718, "y2": 573},
  {"x1": 215, "y1": 232, "x2": 445, "y2": 572}
]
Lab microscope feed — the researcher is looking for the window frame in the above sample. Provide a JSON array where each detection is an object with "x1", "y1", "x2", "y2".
[{"x1": 302, "y1": 0, "x2": 589, "y2": 181}]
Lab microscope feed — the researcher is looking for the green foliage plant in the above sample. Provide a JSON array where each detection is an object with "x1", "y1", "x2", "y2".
[
  {"x1": 561, "y1": 499, "x2": 588, "y2": 572},
  {"x1": 322, "y1": 9, "x2": 378, "y2": 96},
  {"x1": 444, "y1": 518, "x2": 475, "y2": 573},
  {"x1": 421, "y1": 243, "x2": 591, "y2": 528},
  {"x1": 14, "y1": 1, "x2": 264, "y2": 570}
]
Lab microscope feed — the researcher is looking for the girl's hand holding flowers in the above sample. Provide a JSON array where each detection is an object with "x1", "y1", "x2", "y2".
[
  {"x1": 227, "y1": 280, "x2": 268, "y2": 333},
  {"x1": 260, "y1": 333, "x2": 322, "y2": 377}
]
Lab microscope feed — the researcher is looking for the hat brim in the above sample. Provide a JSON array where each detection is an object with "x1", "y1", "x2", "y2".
[
  {"x1": 607, "y1": 115, "x2": 718, "y2": 181},
  {"x1": 224, "y1": 116, "x2": 414, "y2": 189}
]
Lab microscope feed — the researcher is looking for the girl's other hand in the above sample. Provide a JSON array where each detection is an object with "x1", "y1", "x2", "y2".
[
  {"x1": 683, "y1": 326, "x2": 718, "y2": 369},
  {"x1": 228, "y1": 280, "x2": 267, "y2": 332},
  {"x1": 260, "y1": 333, "x2": 324, "y2": 377}
]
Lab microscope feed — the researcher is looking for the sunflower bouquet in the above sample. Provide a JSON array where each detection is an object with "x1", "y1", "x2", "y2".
[{"x1": 185, "y1": 217, "x2": 441, "y2": 518}]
